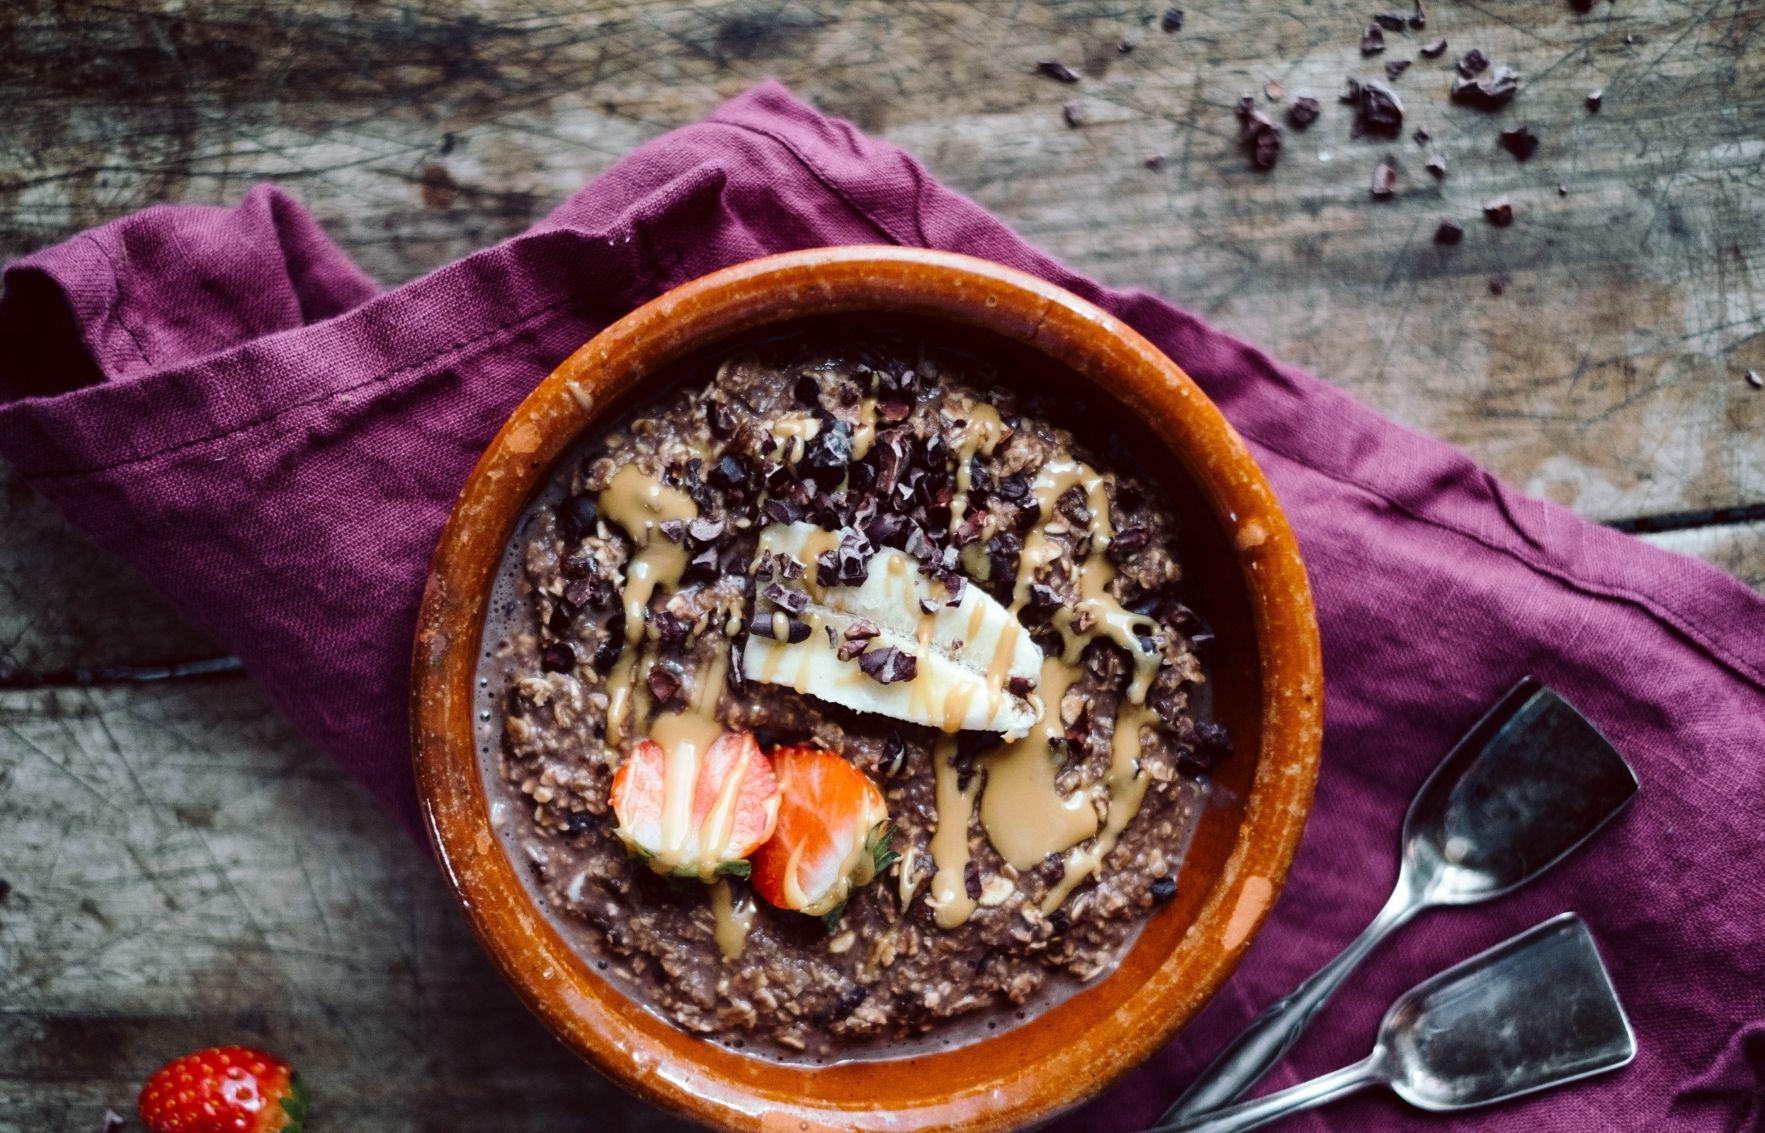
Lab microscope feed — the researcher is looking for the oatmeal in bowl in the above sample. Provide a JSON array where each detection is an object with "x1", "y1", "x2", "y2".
[
  {"x1": 481, "y1": 328, "x2": 1229, "y2": 1058},
  {"x1": 414, "y1": 247, "x2": 1322, "y2": 1131}
]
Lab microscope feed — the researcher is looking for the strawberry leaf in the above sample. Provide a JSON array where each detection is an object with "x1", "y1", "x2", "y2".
[
  {"x1": 821, "y1": 903, "x2": 847, "y2": 932},
  {"x1": 714, "y1": 859, "x2": 751, "y2": 879},
  {"x1": 279, "y1": 1072, "x2": 309, "y2": 1132}
]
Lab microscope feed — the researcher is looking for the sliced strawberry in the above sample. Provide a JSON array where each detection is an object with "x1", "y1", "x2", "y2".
[
  {"x1": 750, "y1": 746, "x2": 893, "y2": 919},
  {"x1": 610, "y1": 729, "x2": 779, "y2": 880}
]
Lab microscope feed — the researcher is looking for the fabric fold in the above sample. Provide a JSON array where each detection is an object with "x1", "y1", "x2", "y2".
[{"x1": 1, "y1": 80, "x2": 1760, "y2": 1132}]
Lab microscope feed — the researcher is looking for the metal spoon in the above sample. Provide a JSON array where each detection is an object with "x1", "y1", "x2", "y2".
[
  {"x1": 1148, "y1": 913, "x2": 1636, "y2": 1133},
  {"x1": 1164, "y1": 678, "x2": 1639, "y2": 1120}
]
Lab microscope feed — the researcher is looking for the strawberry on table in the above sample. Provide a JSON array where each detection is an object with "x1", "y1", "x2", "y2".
[
  {"x1": 750, "y1": 745, "x2": 895, "y2": 919},
  {"x1": 610, "y1": 728, "x2": 780, "y2": 880},
  {"x1": 139, "y1": 1046, "x2": 305, "y2": 1133}
]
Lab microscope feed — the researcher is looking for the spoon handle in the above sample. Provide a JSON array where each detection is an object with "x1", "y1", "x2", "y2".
[
  {"x1": 1147, "y1": 1055, "x2": 1385, "y2": 1133},
  {"x1": 1160, "y1": 882, "x2": 1416, "y2": 1121}
]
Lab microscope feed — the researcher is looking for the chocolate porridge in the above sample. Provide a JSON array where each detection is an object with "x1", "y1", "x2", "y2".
[{"x1": 476, "y1": 324, "x2": 1229, "y2": 1059}]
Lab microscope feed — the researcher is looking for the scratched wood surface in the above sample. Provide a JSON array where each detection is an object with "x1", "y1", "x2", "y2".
[{"x1": 1, "y1": 1, "x2": 1760, "y2": 1129}]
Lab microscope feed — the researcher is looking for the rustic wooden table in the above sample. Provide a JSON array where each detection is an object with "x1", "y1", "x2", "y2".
[{"x1": 2, "y1": 1, "x2": 1760, "y2": 1129}]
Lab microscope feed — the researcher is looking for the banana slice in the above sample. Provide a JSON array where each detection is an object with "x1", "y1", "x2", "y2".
[{"x1": 741, "y1": 522, "x2": 1044, "y2": 738}]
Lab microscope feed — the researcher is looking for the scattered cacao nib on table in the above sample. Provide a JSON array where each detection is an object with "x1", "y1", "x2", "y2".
[
  {"x1": 1236, "y1": 95, "x2": 1283, "y2": 169},
  {"x1": 1744, "y1": 370, "x2": 1763, "y2": 391},
  {"x1": 1421, "y1": 38, "x2": 1447, "y2": 58},
  {"x1": 1288, "y1": 96, "x2": 1321, "y2": 129},
  {"x1": 1434, "y1": 221, "x2": 1464, "y2": 245},
  {"x1": 1483, "y1": 196, "x2": 1515, "y2": 226},
  {"x1": 1488, "y1": 274, "x2": 1508, "y2": 296},
  {"x1": 1586, "y1": 89, "x2": 1603, "y2": 111},
  {"x1": 1499, "y1": 125, "x2": 1540, "y2": 161},
  {"x1": 1063, "y1": 99, "x2": 1087, "y2": 128},
  {"x1": 1361, "y1": 24, "x2": 1386, "y2": 55},
  {"x1": 1160, "y1": 7, "x2": 1184, "y2": 32},
  {"x1": 1452, "y1": 66, "x2": 1522, "y2": 108},
  {"x1": 1456, "y1": 49, "x2": 1490, "y2": 77},
  {"x1": 1352, "y1": 80, "x2": 1405, "y2": 137},
  {"x1": 1035, "y1": 60, "x2": 1081, "y2": 84},
  {"x1": 1385, "y1": 58, "x2": 1411, "y2": 79},
  {"x1": 1373, "y1": 12, "x2": 1408, "y2": 31},
  {"x1": 1144, "y1": 153, "x2": 1168, "y2": 171},
  {"x1": 1425, "y1": 151, "x2": 1448, "y2": 177},
  {"x1": 1371, "y1": 160, "x2": 1399, "y2": 198}
]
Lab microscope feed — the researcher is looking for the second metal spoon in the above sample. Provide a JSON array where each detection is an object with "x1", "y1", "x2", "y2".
[{"x1": 1161, "y1": 678, "x2": 1639, "y2": 1120}]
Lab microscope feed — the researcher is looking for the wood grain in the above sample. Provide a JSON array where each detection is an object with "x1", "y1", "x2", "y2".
[{"x1": 1, "y1": 0, "x2": 1761, "y2": 1128}]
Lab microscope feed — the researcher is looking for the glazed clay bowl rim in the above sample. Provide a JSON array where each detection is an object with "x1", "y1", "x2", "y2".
[{"x1": 412, "y1": 245, "x2": 1323, "y2": 1133}]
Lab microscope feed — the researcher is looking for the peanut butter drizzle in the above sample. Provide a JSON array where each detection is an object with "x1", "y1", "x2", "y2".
[
  {"x1": 978, "y1": 658, "x2": 1101, "y2": 869},
  {"x1": 598, "y1": 465, "x2": 698, "y2": 744},
  {"x1": 948, "y1": 402, "x2": 1008, "y2": 534},
  {"x1": 1041, "y1": 702, "x2": 1159, "y2": 912},
  {"x1": 709, "y1": 878, "x2": 757, "y2": 961},
  {"x1": 770, "y1": 412, "x2": 822, "y2": 465},
  {"x1": 851, "y1": 397, "x2": 879, "y2": 460},
  {"x1": 926, "y1": 737, "x2": 981, "y2": 929}
]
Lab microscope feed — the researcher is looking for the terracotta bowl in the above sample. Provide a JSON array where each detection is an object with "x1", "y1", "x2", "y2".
[{"x1": 412, "y1": 246, "x2": 1323, "y2": 1132}]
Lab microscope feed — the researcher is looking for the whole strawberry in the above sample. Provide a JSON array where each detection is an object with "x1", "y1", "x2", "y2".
[{"x1": 139, "y1": 1046, "x2": 306, "y2": 1133}]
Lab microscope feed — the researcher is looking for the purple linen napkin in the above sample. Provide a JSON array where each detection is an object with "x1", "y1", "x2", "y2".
[{"x1": 1, "y1": 82, "x2": 1760, "y2": 1132}]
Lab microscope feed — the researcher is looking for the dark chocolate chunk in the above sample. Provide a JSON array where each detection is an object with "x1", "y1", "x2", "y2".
[
  {"x1": 646, "y1": 665, "x2": 682, "y2": 705},
  {"x1": 686, "y1": 517, "x2": 724, "y2": 545},
  {"x1": 1385, "y1": 58, "x2": 1411, "y2": 79},
  {"x1": 1063, "y1": 99, "x2": 1087, "y2": 129},
  {"x1": 657, "y1": 518, "x2": 684, "y2": 543},
  {"x1": 964, "y1": 860, "x2": 983, "y2": 901},
  {"x1": 1371, "y1": 161, "x2": 1398, "y2": 198},
  {"x1": 1434, "y1": 221, "x2": 1464, "y2": 244},
  {"x1": 705, "y1": 398, "x2": 738, "y2": 438},
  {"x1": 541, "y1": 641, "x2": 577, "y2": 673},
  {"x1": 1354, "y1": 80, "x2": 1405, "y2": 137},
  {"x1": 1483, "y1": 196, "x2": 1514, "y2": 226},
  {"x1": 1420, "y1": 38, "x2": 1447, "y2": 57},
  {"x1": 1452, "y1": 66, "x2": 1520, "y2": 108},
  {"x1": 653, "y1": 609, "x2": 690, "y2": 647},
  {"x1": 1288, "y1": 96, "x2": 1321, "y2": 128},
  {"x1": 1498, "y1": 124, "x2": 1539, "y2": 161},
  {"x1": 1424, "y1": 151, "x2": 1448, "y2": 176},
  {"x1": 1150, "y1": 874, "x2": 1179, "y2": 902},
  {"x1": 1036, "y1": 60, "x2": 1081, "y2": 84},
  {"x1": 1456, "y1": 49, "x2": 1489, "y2": 77},
  {"x1": 1160, "y1": 7, "x2": 1184, "y2": 32},
  {"x1": 858, "y1": 645, "x2": 918, "y2": 684},
  {"x1": 708, "y1": 453, "x2": 753, "y2": 490},
  {"x1": 882, "y1": 730, "x2": 908, "y2": 777},
  {"x1": 802, "y1": 419, "x2": 853, "y2": 475},
  {"x1": 761, "y1": 582, "x2": 810, "y2": 614},
  {"x1": 1586, "y1": 89, "x2": 1603, "y2": 112},
  {"x1": 1361, "y1": 24, "x2": 1386, "y2": 54},
  {"x1": 559, "y1": 493, "x2": 601, "y2": 540}
]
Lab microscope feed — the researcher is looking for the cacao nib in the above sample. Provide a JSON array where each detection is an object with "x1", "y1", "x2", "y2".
[
  {"x1": 1160, "y1": 7, "x2": 1184, "y2": 32},
  {"x1": 996, "y1": 472, "x2": 1031, "y2": 502},
  {"x1": 686, "y1": 517, "x2": 725, "y2": 545},
  {"x1": 592, "y1": 626, "x2": 624, "y2": 672},
  {"x1": 1063, "y1": 100, "x2": 1089, "y2": 129},
  {"x1": 859, "y1": 646, "x2": 918, "y2": 684},
  {"x1": 653, "y1": 609, "x2": 690, "y2": 647},
  {"x1": 1354, "y1": 80, "x2": 1405, "y2": 136},
  {"x1": 844, "y1": 618, "x2": 881, "y2": 641},
  {"x1": 803, "y1": 419, "x2": 854, "y2": 475},
  {"x1": 964, "y1": 860, "x2": 982, "y2": 901},
  {"x1": 1288, "y1": 96, "x2": 1321, "y2": 128},
  {"x1": 1586, "y1": 89, "x2": 1602, "y2": 111},
  {"x1": 646, "y1": 665, "x2": 682, "y2": 705},
  {"x1": 1456, "y1": 49, "x2": 1489, "y2": 77},
  {"x1": 1150, "y1": 874, "x2": 1179, "y2": 902},
  {"x1": 1036, "y1": 60, "x2": 1081, "y2": 83},
  {"x1": 1236, "y1": 96, "x2": 1282, "y2": 169},
  {"x1": 1371, "y1": 160, "x2": 1398, "y2": 198},
  {"x1": 1110, "y1": 524, "x2": 1152, "y2": 558},
  {"x1": 1420, "y1": 38, "x2": 1447, "y2": 57},
  {"x1": 1361, "y1": 24, "x2": 1386, "y2": 55},
  {"x1": 1385, "y1": 58, "x2": 1411, "y2": 79},
  {"x1": 1372, "y1": 12, "x2": 1407, "y2": 30},
  {"x1": 1425, "y1": 151, "x2": 1448, "y2": 177},
  {"x1": 1006, "y1": 675, "x2": 1036, "y2": 696},
  {"x1": 657, "y1": 518, "x2": 684, "y2": 543},
  {"x1": 1498, "y1": 125, "x2": 1539, "y2": 161},
  {"x1": 559, "y1": 494, "x2": 600, "y2": 540},
  {"x1": 541, "y1": 641, "x2": 577, "y2": 673},
  {"x1": 1482, "y1": 196, "x2": 1514, "y2": 226},
  {"x1": 1452, "y1": 66, "x2": 1520, "y2": 108},
  {"x1": 705, "y1": 398, "x2": 738, "y2": 438},
  {"x1": 763, "y1": 497, "x2": 805, "y2": 525},
  {"x1": 1434, "y1": 221, "x2": 1464, "y2": 245},
  {"x1": 882, "y1": 730, "x2": 908, "y2": 777},
  {"x1": 761, "y1": 582, "x2": 810, "y2": 614}
]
